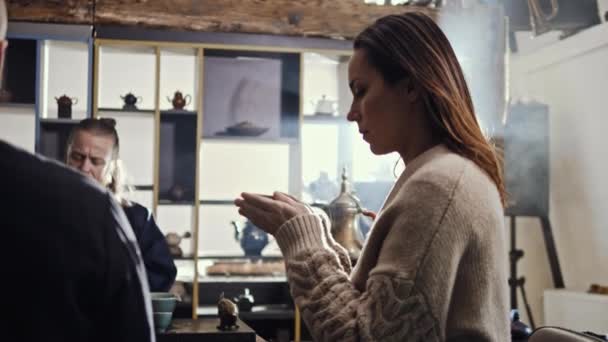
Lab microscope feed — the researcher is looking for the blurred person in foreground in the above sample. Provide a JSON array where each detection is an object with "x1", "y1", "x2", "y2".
[{"x1": 0, "y1": 1, "x2": 154, "y2": 340}]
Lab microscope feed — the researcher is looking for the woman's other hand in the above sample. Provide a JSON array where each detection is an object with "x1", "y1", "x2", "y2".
[{"x1": 234, "y1": 192, "x2": 311, "y2": 235}]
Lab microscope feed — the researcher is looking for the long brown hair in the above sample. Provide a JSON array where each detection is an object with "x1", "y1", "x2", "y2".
[
  {"x1": 354, "y1": 12, "x2": 506, "y2": 207},
  {"x1": 66, "y1": 118, "x2": 132, "y2": 206}
]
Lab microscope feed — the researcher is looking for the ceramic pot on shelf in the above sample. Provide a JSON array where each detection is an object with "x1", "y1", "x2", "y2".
[
  {"x1": 55, "y1": 95, "x2": 78, "y2": 119},
  {"x1": 167, "y1": 91, "x2": 191, "y2": 110}
]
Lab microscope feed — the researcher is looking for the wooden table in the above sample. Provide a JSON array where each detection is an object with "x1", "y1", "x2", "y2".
[{"x1": 157, "y1": 318, "x2": 265, "y2": 342}]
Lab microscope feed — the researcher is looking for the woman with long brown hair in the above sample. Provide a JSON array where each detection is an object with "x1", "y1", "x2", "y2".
[{"x1": 236, "y1": 12, "x2": 509, "y2": 341}]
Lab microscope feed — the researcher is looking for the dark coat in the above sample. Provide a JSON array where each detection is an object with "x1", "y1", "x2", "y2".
[
  {"x1": 123, "y1": 203, "x2": 177, "y2": 292},
  {"x1": 0, "y1": 141, "x2": 154, "y2": 342}
]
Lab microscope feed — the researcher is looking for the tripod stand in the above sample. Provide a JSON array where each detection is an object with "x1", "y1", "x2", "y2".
[{"x1": 508, "y1": 215, "x2": 565, "y2": 330}]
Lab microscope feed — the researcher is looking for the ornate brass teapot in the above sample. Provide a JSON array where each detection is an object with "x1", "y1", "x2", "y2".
[{"x1": 328, "y1": 167, "x2": 365, "y2": 261}]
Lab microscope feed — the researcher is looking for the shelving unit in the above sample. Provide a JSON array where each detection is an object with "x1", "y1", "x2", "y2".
[
  {"x1": 1, "y1": 22, "x2": 94, "y2": 160},
  {"x1": 87, "y1": 30, "x2": 366, "y2": 329}
]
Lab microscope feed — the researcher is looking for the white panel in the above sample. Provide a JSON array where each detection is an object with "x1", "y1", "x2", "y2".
[
  {"x1": 42, "y1": 41, "x2": 89, "y2": 119},
  {"x1": 174, "y1": 259, "x2": 195, "y2": 282},
  {"x1": 337, "y1": 60, "x2": 353, "y2": 117},
  {"x1": 126, "y1": 190, "x2": 154, "y2": 213},
  {"x1": 0, "y1": 107, "x2": 35, "y2": 153},
  {"x1": 203, "y1": 56, "x2": 281, "y2": 138},
  {"x1": 544, "y1": 289, "x2": 608, "y2": 333},
  {"x1": 302, "y1": 53, "x2": 352, "y2": 117},
  {"x1": 100, "y1": 111, "x2": 155, "y2": 185},
  {"x1": 198, "y1": 205, "x2": 281, "y2": 257},
  {"x1": 301, "y1": 123, "x2": 339, "y2": 188},
  {"x1": 99, "y1": 46, "x2": 156, "y2": 110},
  {"x1": 156, "y1": 205, "x2": 194, "y2": 256},
  {"x1": 199, "y1": 140, "x2": 290, "y2": 200},
  {"x1": 160, "y1": 48, "x2": 197, "y2": 111}
]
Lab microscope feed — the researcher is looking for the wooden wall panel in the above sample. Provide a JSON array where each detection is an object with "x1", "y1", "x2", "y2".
[
  {"x1": 7, "y1": 0, "x2": 93, "y2": 24},
  {"x1": 8, "y1": 0, "x2": 435, "y2": 39},
  {"x1": 94, "y1": 0, "x2": 434, "y2": 39}
]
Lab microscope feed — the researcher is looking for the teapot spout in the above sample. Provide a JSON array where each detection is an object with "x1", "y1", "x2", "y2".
[{"x1": 230, "y1": 221, "x2": 241, "y2": 242}]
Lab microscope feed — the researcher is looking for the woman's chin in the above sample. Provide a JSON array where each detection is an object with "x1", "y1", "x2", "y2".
[{"x1": 369, "y1": 144, "x2": 389, "y2": 155}]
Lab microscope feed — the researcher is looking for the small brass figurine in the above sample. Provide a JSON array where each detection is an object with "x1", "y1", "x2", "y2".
[{"x1": 217, "y1": 292, "x2": 239, "y2": 331}]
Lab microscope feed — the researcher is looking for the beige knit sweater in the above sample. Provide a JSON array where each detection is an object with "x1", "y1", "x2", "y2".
[{"x1": 274, "y1": 144, "x2": 510, "y2": 341}]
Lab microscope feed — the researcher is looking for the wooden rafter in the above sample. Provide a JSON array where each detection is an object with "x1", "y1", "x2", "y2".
[{"x1": 8, "y1": 0, "x2": 436, "y2": 39}]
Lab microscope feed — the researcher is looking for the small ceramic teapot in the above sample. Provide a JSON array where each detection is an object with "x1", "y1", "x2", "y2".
[
  {"x1": 121, "y1": 92, "x2": 142, "y2": 109},
  {"x1": 169, "y1": 184, "x2": 186, "y2": 201},
  {"x1": 231, "y1": 221, "x2": 269, "y2": 257},
  {"x1": 165, "y1": 231, "x2": 191, "y2": 258},
  {"x1": 233, "y1": 288, "x2": 255, "y2": 312},
  {"x1": 167, "y1": 91, "x2": 191, "y2": 110},
  {"x1": 55, "y1": 95, "x2": 78, "y2": 119},
  {"x1": 312, "y1": 95, "x2": 338, "y2": 116}
]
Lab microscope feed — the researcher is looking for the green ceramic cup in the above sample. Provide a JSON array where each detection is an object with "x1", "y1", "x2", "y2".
[
  {"x1": 151, "y1": 292, "x2": 177, "y2": 313},
  {"x1": 153, "y1": 312, "x2": 173, "y2": 333}
]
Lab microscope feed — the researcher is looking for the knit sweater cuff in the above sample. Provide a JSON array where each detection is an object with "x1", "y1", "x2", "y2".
[{"x1": 274, "y1": 214, "x2": 327, "y2": 260}]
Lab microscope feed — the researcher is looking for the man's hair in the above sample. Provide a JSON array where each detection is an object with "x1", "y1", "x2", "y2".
[{"x1": 0, "y1": 0, "x2": 6, "y2": 40}]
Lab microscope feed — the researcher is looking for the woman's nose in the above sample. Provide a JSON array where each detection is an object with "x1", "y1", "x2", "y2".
[{"x1": 347, "y1": 109, "x2": 359, "y2": 122}]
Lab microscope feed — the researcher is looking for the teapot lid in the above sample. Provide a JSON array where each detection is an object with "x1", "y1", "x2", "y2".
[
  {"x1": 318, "y1": 94, "x2": 335, "y2": 104},
  {"x1": 56, "y1": 94, "x2": 72, "y2": 103},
  {"x1": 329, "y1": 167, "x2": 362, "y2": 211}
]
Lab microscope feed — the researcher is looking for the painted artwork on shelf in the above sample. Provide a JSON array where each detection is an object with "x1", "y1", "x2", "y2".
[{"x1": 203, "y1": 56, "x2": 281, "y2": 139}]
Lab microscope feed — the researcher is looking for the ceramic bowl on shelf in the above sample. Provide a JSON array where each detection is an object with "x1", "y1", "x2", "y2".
[{"x1": 216, "y1": 121, "x2": 269, "y2": 137}]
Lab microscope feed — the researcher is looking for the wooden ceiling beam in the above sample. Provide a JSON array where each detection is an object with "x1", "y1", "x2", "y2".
[{"x1": 8, "y1": 0, "x2": 436, "y2": 40}]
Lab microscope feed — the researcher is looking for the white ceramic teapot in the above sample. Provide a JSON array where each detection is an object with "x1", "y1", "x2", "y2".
[{"x1": 312, "y1": 95, "x2": 338, "y2": 116}]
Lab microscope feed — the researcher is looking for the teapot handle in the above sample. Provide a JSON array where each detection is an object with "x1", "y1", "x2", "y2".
[
  {"x1": 360, "y1": 208, "x2": 376, "y2": 221},
  {"x1": 230, "y1": 221, "x2": 241, "y2": 241},
  {"x1": 120, "y1": 95, "x2": 125, "y2": 100},
  {"x1": 184, "y1": 94, "x2": 192, "y2": 106},
  {"x1": 72, "y1": 97, "x2": 78, "y2": 105}
]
